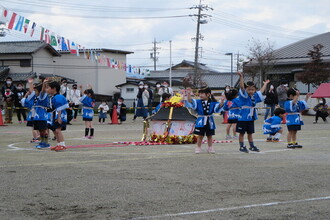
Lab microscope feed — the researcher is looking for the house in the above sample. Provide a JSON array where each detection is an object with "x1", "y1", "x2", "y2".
[
  {"x1": 244, "y1": 32, "x2": 330, "y2": 93},
  {"x1": 0, "y1": 40, "x2": 133, "y2": 102},
  {"x1": 145, "y1": 60, "x2": 239, "y2": 93}
]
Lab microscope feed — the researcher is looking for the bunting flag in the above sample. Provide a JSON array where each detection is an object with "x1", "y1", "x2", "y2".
[
  {"x1": 23, "y1": 18, "x2": 30, "y2": 33},
  {"x1": 67, "y1": 39, "x2": 71, "y2": 50},
  {"x1": 76, "y1": 45, "x2": 81, "y2": 56},
  {"x1": 50, "y1": 33, "x2": 57, "y2": 46},
  {"x1": 7, "y1": 12, "x2": 17, "y2": 29},
  {"x1": 44, "y1": 29, "x2": 50, "y2": 43},
  {"x1": 106, "y1": 58, "x2": 111, "y2": 67},
  {"x1": 61, "y1": 37, "x2": 68, "y2": 50},
  {"x1": 0, "y1": 6, "x2": 8, "y2": 23},
  {"x1": 14, "y1": 15, "x2": 24, "y2": 31},
  {"x1": 70, "y1": 41, "x2": 77, "y2": 54},
  {"x1": 30, "y1": 22, "x2": 36, "y2": 37},
  {"x1": 40, "y1": 26, "x2": 44, "y2": 40}
]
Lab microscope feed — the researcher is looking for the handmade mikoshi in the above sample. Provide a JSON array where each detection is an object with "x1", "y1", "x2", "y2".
[{"x1": 142, "y1": 94, "x2": 197, "y2": 144}]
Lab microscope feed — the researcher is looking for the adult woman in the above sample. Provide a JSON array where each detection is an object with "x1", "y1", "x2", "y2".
[
  {"x1": 14, "y1": 83, "x2": 27, "y2": 123},
  {"x1": 264, "y1": 84, "x2": 278, "y2": 120}
]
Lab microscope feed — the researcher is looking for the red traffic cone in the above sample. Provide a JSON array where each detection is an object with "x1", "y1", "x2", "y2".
[
  {"x1": 110, "y1": 105, "x2": 120, "y2": 124},
  {"x1": 222, "y1": 111, "x2": 228, "y2": 124},
  {"x1": 281, "y1": 113, "x2": 287, "y2": 124},
  {"x1": 0, "y1": 108, "x2": 7, "y2": 126}
]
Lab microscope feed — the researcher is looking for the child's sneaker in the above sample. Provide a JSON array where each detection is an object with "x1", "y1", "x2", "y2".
[
  {"x1": 249, "y1": 146, "x2": 260, "y2": 152},
  {"x1": 239, "y1": 146, "x2": 249, "y2": 153},
  {"x1": 293, "y1": 142, "x2": 303, "y2": 148},
  {"x1": 30, "y1": 138, "x2": 40, "y2": 143},
  {"x1": 207, "y1": 147, "x2": 216, "y2": 154},
  {"x1": 195, "y1": 147, "x2": 202, "y2": 154},
  {"x1": 272, "y1": 138, "x2": 280, "y2": 142},
  {"x1": 19, "y1": 121, "x2": 22, "y2": 124},
  {"x1": 35, "y1": 143, "x2": 50, "y2": 149},
  {"x1": 88, "y1": 136, "x2": 94, "y2": 139},
  {"x1": 287, "y1": 144, "x2": 295, "y2": 149},
  {"x1": 266, "y1": 137, "x2": 273, "y2": 142},
  {"x1": 225, "y1": 135, "x2": 232, "y2": 140},
  {"x1": 50, "y1": 146, "x2": 57, "y2": 151},
  {"x1": 54, "y1": 145, "x2": 67, "y2": 152},
  {"x1": 83, "y1": 136, "x2": 89, "y2": 139},
  {"x1": 232, "y1": 135, "x2": 238, "y2": 140}
]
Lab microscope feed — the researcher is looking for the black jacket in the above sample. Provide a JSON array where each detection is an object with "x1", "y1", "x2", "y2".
[
  {"x1": 110, "y1": 102, "x2": 127, "y2": 118},
  {"x1": 264, "y1": 90, "x2": 278, "y2": 105}
]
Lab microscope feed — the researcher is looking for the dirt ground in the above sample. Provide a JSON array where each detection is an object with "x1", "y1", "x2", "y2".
[{"x1": 0, "y1": 114, "x2": 330, "y2": 220}]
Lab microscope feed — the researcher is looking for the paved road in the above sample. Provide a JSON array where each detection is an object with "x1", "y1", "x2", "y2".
[{"x1": 0, "y1": 114, "x2": 329, "y2": 219}]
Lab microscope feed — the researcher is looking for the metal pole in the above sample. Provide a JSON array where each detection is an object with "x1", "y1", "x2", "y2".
[
  {"x1": 193, "y1": 0, "x2": 202, "y2": 88},
  {"x1": 231, "y1": 53, "x2": 233, "y2": 87},
  {"x1": 169, "y1": 40, "x2": 172, "y2": 87},
  {"x1": 153, "y1": 38, "x2": 157, "y2": 71}
]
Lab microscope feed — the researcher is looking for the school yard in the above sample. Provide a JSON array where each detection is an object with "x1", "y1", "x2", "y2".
[{"x1": 0, "y1": 114, "x2": 329, "y2": 220}]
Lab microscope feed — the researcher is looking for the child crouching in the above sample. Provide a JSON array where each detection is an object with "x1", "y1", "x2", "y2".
[{"x1": 263, "y1": 108, "x2": 286, "y2": 142}]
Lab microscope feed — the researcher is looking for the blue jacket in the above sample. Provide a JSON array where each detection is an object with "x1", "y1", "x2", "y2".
[
  {"x1": 80, "y1": 95, "x2": 95, "y2": 119},
  {"x1": 284, "y1": 100, "x2": 308, "y2": 126},
  {"x1": 222, "y1": 98, "x2": 241, "y2": 120},
  {"x1": 49, "y1": 94, "x2": 69, "y2": 124},
  {"x1": 263, "y1": 115, "x2": 282, "y2": 134},
  {"x1": 185, "y1": 99, "x2": 221, "y2": 129},
  {"x1": 237, "y1": 89, "x2": 264, "y2": 121}
]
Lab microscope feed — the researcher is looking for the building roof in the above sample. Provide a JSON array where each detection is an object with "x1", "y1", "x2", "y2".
[
  {"x1": 274, "y1": 32, "x2": 330, "y2": 59},
  {"x1": 0, "y1": 40, "x2": 61, "y2": 56},
  {"x1": 167, "y1": 60, "x2": 220, "y2": 72},
  {"x1": 201, "y1": 72, "x2": 240, "y2": 88},
  {"x1": 0, "y1": 71, "x2": 75, "y2": 83},
  {"x1": 58, "y1": 48, "x2": 133, "y2": 55}
]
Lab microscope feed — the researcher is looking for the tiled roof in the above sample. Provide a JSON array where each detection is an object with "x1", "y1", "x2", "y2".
[
  {"x1": 0, "y1": 40, "x2": 61, "y2": 56},
  {"x1": 0, "y1": 72, "x2": 75, "y2": 83},
  {"x1": 274, "y1": 32, "x2": 330, "y2": 59},
  {"x1": 201, "y1": 73, "x2": 239, "y2": 88}
]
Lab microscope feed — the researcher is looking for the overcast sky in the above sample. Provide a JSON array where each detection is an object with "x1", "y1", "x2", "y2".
[{"x1": 1, "y1": 0, "x2": 330, "y2": 72}]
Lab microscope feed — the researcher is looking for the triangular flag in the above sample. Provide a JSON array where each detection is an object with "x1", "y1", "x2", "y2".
[
  {"x1": 8, "y1": 12, "x2": 17, "y2": 30},
  {"x1": 50, "y1": 33, "x2": 57, "y2": 46},
  {"x1": 40, "y1": 26, "x2": 44, "y2": 40},
  {"x1": 30, "y1": 22, "x2": 36, "y2": 37},
  {"x1": 23, "y1": 18, "x2": 30, "y2": 33}
]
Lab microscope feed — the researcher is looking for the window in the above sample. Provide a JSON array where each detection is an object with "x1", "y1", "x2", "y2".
[
  {"x1": 126, "y1": 88, "x2": 134, "y2": 93},
  {"x1": 20, "y1": 59, "x2": 31, "y2": 67}
]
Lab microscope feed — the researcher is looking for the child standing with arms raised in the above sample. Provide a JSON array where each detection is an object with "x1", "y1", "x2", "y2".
[
  {"x1": 236, "y1": 72, "x2": 270, "y2": 153},
  {"x1": 186, "y1": 87, "x2": 224, "y2": 154},
  {"x1": 80, "y1": 85, "x2": 95, "y2": 139},
  {"x1": 285, "y1": 88, "x2": 311, "y2": 148}
]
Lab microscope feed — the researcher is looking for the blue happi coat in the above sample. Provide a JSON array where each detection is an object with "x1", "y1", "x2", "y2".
[
  {"x1": 80, "y1": 95, "x2": 95, "y2": 120},
  {"x1": 284, "y1": 100, "x2": 308, "y2": 126},
  {"x1": 222, "y1": 98, "x2": 241, "y2": 120},
  {"x1": 152, "y1": 102, "x2": 163, "y2": 114},
  {"x1": 49, "y1": 94, "x2": 69, "y2": 125},
  {"x1": 21, "y1": 91, "x2": 49, "y2": 121},
  {"x1": 237, "y1": 89, "x2": 264, "y2": 121},
  {"x1": 263, "y1": 115, "x2": 282, "y2": 134},
  {"x1": 185, "y1": 99, "x2": 221, "y2": 129}
]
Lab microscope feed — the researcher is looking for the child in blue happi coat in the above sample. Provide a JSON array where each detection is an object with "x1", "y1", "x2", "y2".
[
  {"x1": 185, "y1": 87, "x2": 224, "y2": 154},
  {"x1": 24, "y1": 79, "x2": 50, "y2": 149},
  {"x1": 46, "y1": 81, "x2": 70, "y2": 151},
  {"x1": 236, "y1": 72, "x2": 270, "y2": 153},
  {"x1": 21, "y1": 79, "x2": 40, "y2": 143},
  {"x1": 79, "y1": 85, "x2": 95, "y2": 139},
  {"x1": 222, "y1": 88, "x2": 240, "y2": 140},
  {"x1": 263, "y1": 108, "x2": 286, "y2": 142},
  {"x1": 152, "y1": 93, "x2": 172, "y2": 114},
  {"x1": 285, "y1": 88, "x2": 311, "y2": 149}
]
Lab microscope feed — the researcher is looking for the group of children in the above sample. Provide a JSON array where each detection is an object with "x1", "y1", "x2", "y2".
[
  {"x1": 20, "y1": 78, "x2": 97, "y2": 151},
  {"x1": 185, "y1": 72, "x2": 311, "y2": 154}
]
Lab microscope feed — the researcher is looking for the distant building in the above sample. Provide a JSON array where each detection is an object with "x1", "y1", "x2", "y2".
[
  {"x1": 244, "y1": 32, "x2": 330, "y2": 93},
  {"x1": 0, "y1": 40, "x2": 133, "y2": 102}
]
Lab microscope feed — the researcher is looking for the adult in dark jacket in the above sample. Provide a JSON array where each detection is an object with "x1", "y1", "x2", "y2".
[
  {"x1": 1, "y1": 77, "x2": 16, "y2": 123},
  {"x1": 14, "y1": 83, "x2": 27, "y2": 123},
  {"x1": 264, "y1": 84, "x2": 278, "y2": 120},
  {"x1": 110, "y1": 97, "x2": 127, "y2": 123}
]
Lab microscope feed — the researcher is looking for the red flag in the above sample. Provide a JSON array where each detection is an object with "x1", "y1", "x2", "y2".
[
  {"x1": 8, "y1": 12, "x2": 17, "y2": 29},
  {"x1": 106, "y1": 58, "x2": 111, "y2": 67},
  {"x1": 44, "y1": 29, "x2": 50, "y2": 43}
]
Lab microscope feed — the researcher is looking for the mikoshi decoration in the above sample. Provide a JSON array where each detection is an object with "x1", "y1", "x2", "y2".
[{"x1": 142, "y1": 94, "x2": 198, "y2": 144}]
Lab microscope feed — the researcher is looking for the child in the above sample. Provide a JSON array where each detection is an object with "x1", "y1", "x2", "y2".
[
  {"x1": 152, "y1": 93, "x2": 171, "y2": 114},
  {"x1": 46, "y1": 81, "x2": 69, "y2": 151},
  {"x1": 110, "y1": 97, "x2": 127, "y2": 123},
  {"x1": 21, "y1": 79, "x2": 40, "y2": 143},
  {"x1": 236, "y1": 72, "x2": 270, "y2": 153},
  {"x1": 27, "y1": 80, "x2": 50, "y2": 149},
  {"x1": 222, "y1": 88, "x2": 239, "y2": 140},
  {"x1": 79, "y1": 85, "x2": 95, "y2": 139},
  {"x1": 98, "y1": 101, "x2": 109, "y2": 124},
  {"x1": 285, "y1": 88, "x2": 311, "y2": 149},
  {"x1": 185, "y1": 87, "x2": 224, "y2": 154},
  {"x1": 263, "y1": 108, "x2": 286, "y2": 142}
]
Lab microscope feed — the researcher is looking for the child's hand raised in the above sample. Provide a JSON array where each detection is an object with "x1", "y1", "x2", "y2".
[
  {"x1": 306, "y1": 93, "x2": 312, "y2": 99},
  {"x1": 237, "y1": 72, "x2": 243, "y2": 78},
  {"x1": 27, "y1": 78, "x2": 34, "y2": 83},
  {"x1": 263, "y1": 80, "x2": 270, "y2": 84}
]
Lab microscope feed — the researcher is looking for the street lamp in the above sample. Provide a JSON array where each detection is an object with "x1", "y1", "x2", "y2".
[{"x1": 225, "y1": 53, "x2": 233, "y2": 87}]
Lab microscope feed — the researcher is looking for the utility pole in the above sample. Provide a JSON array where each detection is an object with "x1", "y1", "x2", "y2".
[
  {"x1": 150, "y1": 38, "x2": 161, "y2": 71},
  {"x1": 190, "y1": 0, "x2": 212, "y2": 88},
  {"x1": 169, "y1": 40, "x2": 172, "y2": 87},
  {"x1": 236, "y1": 52, "x2": 240, "y2": 72}
]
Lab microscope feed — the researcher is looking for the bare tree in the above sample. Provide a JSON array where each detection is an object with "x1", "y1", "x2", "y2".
[
  {"x1": 244, "y1": 38, "x2": 276, "y2": 86},
  {"x1": 296, "y1": 44, "x2": 330, "y2": 87}
]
